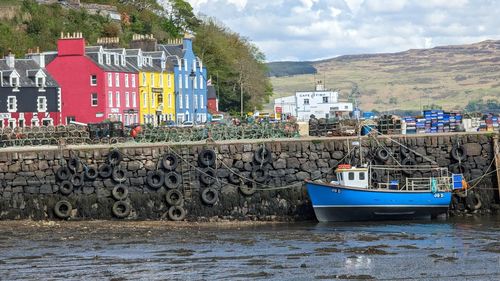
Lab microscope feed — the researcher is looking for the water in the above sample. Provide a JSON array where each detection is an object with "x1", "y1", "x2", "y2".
[{"x1": 0, "y1": 216, "x2": 499, "y2": 281}]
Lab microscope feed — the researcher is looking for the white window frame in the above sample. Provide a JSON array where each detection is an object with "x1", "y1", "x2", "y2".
[
  {"x1": 116, "y1": 91, "x2": 121, "y2": 107},
  {"x1": 91, "y1": 93, "x2": 98, "y2": 106},
  {"x1": 185, "y1": 95, "x2": 189, "y2": 109},
  {"x1": 107, "y1": 73, "x2": 112, "y2": 87},
  {"x1": 167, "y1": 74, "x2": 171, "y2": 87},
  {"x1": 194, "y1": 76, "x2": 198, "y2": 89},
  {"x1": 106, "y1": 54, "x2": 111, "y2": 65},
  {"x1": 193, "y1": 59, "x2": 196, "y2": 72},
  {"x1": 200, "y1": 75, "x2": 204, "y2": 89},
  {"x1": 132, "y1": 92, "x2": 137, "y2": 107},
  {"x1": 132, "y1": 75, "x2": 136, "y2": 88},
  {"x1": 151, "y1": 93, "x2": 155, "y2": 108},
  {"x1": 37, "y1": 96, "x2": 47, "y2": 112},
  {"x1": 179, "y1": 75, "x2": 182, "y2": 89},
  {"x1": 36, "y1": 76, "x2": 46, "y2": 88},
  {"x1": 114, "y1": 54, "x2": 119, "y2": 66},
  {"x1": 184, "y1": 59, "x2": 188, "y2": 71},
  {"x1": 10, "y1": 75, "x2": 19, "y2": 89},
  {"x1": 115, "y1": 73, "x2": 120, "y2": 87},
  {"x1": 125, "y1": 74, "x2": 129, "y2": 88},
  {"x1": 194, "y1": 94, "x2": 198, "y2": 108},
  {"x1": 200, "y1": 95, "x2": 204, "y2": 109},
  {"x1": 179, "y1": 92, "x2": 183, "y2": 108},
  {"x1": 125, "y1": 92, "x2": 130, "y2": 107},
  {"x1": 7, "y1": 96, "x2": 17, "y2": 112},
  {"x1": 143, "y1": 93, "x2": 147, "y2": 108},
  {"x1": 142, "y1": 73, "x2": 147, "y2": 86},
  {"x1": 168, "y1": 94, "x2": 172, "y2": 108},
  {"x1": 108, "y1": 91, "x2": 113, "y2": 107},
  {"x1": 185, "y1": 74, "x2": 188, "y2": 89},
  {"x1": 151, "y1": 73, "x2": 155, "y2": 87},
  {"x1": 159, "y1": 74, "x2": 164, "y2": 87},
  {"x1": 90, "y1": 75, "x2": 97, "y2": 86}
]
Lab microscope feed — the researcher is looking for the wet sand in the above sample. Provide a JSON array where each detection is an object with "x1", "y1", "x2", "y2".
[{"x1": 1, "y1": 216, "x2": 500, "y2": 280}]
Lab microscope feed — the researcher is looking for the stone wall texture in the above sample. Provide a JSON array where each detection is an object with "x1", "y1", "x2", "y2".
[{"x1": 0, "y1": 133, "x2": 498, "y2": 221}]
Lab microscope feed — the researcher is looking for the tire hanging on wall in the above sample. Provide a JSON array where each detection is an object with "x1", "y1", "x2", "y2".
[
  {"x1": 59, "y1": 180, "x2": 74, "y2": 195},
  {"x1": 168, "y1": 205, "x2": 186, "y2": 221},
  {"x1": 147, "y1": 170, "x2": 165, "y2": 189},
  {"x1": 56, "y1": 166, "x2": 71, "y2": 181},
  {"x1": 112, "y1": 201, "x2": 131, "y2": 219},
  {"x1": 251, "y1": 166, "x2": 269, "y2": 183},
  {"x1": 228, "y1": 172, "x2": 241, "y2": 185},
  {"x1": 84, "y1": 166, "x2": 99, "y2": 180},
  {"x1": 199, "y1": 167, "x2": 217, "y2": 186},
  {"x1": 201, "y1": 187, "x2": 219, "y2": 205},
  {"x1": 164, "y1": 172, "x2": 181, "y2": 189},
  {"x1": 198, "y1": 149, "x2": 216, "y2": 167},
  {"x1": 70, "y1": 173, "x2": 84, "y2": 187},
  {"x1": 375, "y1": 147, "x2": 390, "y2": 162},
  {"x1": 254, "y1": 147, "x2": 272, "y2": 164},
  {"x1": 112, "y1": 184, "x2": 129, "y2": 201},
  {"x1": 67, "y1": 156, "x2": 80, "y2": 172},
  {"x1": 401, "y1": 157, "x2": 417, "y2": 175},
  {"x1": 112, "y1": 166, "x2": 127, "y2": 183},
  {"x1": 108, "y1": 149, "x2": 123, "y2": 166},
  {"x1": 166, "y1": 189, "x2": 184, "y2": 206},
  {"x1": 98, "y1": 163, "x2": 113, "y2": 178},
  {"x1": 162, "y1": 153, "x2": 179, "y2": 171},
  {"x1": 401, "y1": 146, "x2": 412, "y2": 158},
  {"x1": 239, "y1": 182, "x2": 257, "y2": 196},
  {"x1": 54, "y1": 200, "x2": 72, "y2": 219},
  {"x1": 466, "y1": 192, "x2": 482, "y2": 211},
  {"x1": 451, "y1": 145, "x2": 467, "y2": 162}
]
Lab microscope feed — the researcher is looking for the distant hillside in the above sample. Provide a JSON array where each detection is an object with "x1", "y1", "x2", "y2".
[
  {"x1": 267, "y1": 61, "x2": 316, "y2": 77},
  {"x1": 270, "y1": 40, "x2": 500, "y2": 112}
]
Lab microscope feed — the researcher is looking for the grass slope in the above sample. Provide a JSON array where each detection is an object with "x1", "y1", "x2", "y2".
[{"x1": 270, "y1": 40, "x2": 500, "y2": 112}]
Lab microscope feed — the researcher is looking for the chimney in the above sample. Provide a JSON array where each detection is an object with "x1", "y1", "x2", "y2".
[
  {"x1": 57, "y1": 32, "x2": 85, "y2": 56},
  {"x1": 130, "y1": 34, "x2": 157, "y2": 51},
  {"x1": 5, "y1": 50, "x2": 15, "y2": 68},
  {"x1": 97, "y1": 37, "x2": 120, "y2": 49},
  {"x1": 27, "y1": 47, "x2": 46, "y2": 68},
  {"x1": 315, "y1": 80, "x2": 325, "y2": 91}
]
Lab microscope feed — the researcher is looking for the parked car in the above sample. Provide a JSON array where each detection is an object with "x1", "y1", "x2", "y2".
[
  {"x1": 181, "y1": 121, "x2": 193, "y2": 127},
  {"x1": 164, "y1": 120, "x2": 176, "y2": 127}
]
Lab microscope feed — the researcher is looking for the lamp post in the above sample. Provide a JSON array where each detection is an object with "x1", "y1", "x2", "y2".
[{"x1": 189, "y1": 69, "x2": 196, "y2": 124}]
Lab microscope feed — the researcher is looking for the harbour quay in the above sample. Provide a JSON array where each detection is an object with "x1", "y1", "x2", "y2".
[{"x1": 0, "y1": 132, "x2": 498, "y2": 221}]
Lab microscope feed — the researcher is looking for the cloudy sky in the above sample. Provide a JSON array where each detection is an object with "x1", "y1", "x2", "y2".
[{"x1": 185, "y1": 0, "x2": 500, "y2": 62}]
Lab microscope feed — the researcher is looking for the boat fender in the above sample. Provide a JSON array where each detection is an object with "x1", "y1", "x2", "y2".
[
  {"x1": 98, "y1": 163, "x2": 113, "y2": 178},
  {"x1": 199, "y1": 167, "x2": 217, "y2": 186},
  {"x1": 146, "y1": 170, "x2": 165, "y2": 189},
  {"x1": 166, "y1": 189, "x2": 184, "y2": 206},
  {"x1": 59, "y1": 180, "x2": 74, "y2": 195},
  {"x1": 56, "y1": 166, "x2": 72, "y2": 181},
  {"x1": 112, "y1": 201, "x2": 131, "y2": 219},
  {"x1": 70, "y1": 173, "x2": 84, "y2": 187},
  {"x1": 198, "y1": 149, "x2": 216, "y2": 167},
  {"x1": 375, "y1": 147, "x2": 390, "y2": 161},
  {"x1": 112, "y1": 184, "x2": 129, "y2": 201},
  {"x1": 112, "y1": 166, "x2": 127, "y2": 183},
  {"x1": 164, "y1": 172, "x2": 182, "y2": 189},
  {"x1": 108, "y1": 149, "x2": 123, "y2": 166},
  {"x1": 431, "y1": 178, "x2": 438, "y2": 193},
  {"x1": 466, "y1": 192, "x2": 482, "y2": 211},
  {"x1": 201, "y1": 187, "x2": 219, "y2": 205},
  {"x1": 54, "y1": 200, "x2": 72, "y2": 219},
  {"x1": 84, "y1": 166, "x2": 99, "y2": 180},
  {"x1": 67, "y1": 156, "x2": 81, "y2": 172},
  {"x1": 162, "y1": 153, "x2": 179, "y2": 171},
  {"x1": 168, "y1": 205, "x2": 186, "y2": 221},
  {"x1": 451, "y1": 145, "x2": 467, "y2": 162},
  {"x1": 254, "y1": 147, "x2": 272, "y2": 164}
]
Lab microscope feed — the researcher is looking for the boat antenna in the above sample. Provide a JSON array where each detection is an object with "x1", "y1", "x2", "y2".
[{"x1": 355, "y1": 97, "x2": 362, "y2": 166}]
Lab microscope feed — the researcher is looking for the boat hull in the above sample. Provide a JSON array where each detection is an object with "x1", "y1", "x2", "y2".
[{"x1": 306, "y1": 181, "x2": 452, "y2": 222}]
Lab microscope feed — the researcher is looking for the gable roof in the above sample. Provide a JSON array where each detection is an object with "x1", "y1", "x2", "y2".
[{"x1": 0, "y1": 59, "x2": 59, "y2": 87}]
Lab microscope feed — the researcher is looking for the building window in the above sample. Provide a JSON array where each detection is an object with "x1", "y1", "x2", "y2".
[
  {"x1": 200, "y1": 95, "x2": 204, "y2": 109},
  {"x1": 185, "y1": 95, "x2": 189, "y2": 109},
  {"x1": 7, "y1": 96, "x2": 17, "y2": 112},
  {"x1": 108, "y1": 73, "x2": 112, "y2": 87},
  {"x1": 143, "y1": 93, "x2": 147, "y2": 108},
  {"x1": 116, "y1": 92, "x2": 121, "y2": 107},
  {"x1": 151, "y1": 93, "x2": 155, "y2": 108},
  {"x1": 194, "y1": 94, "x2": 198, "y2": 108},
  {"x1": 167, "y1": 74, "x2": 171, "y2": 87},
  {"x1": 184, "y1": 59, "x2": 188, "y2": 71},
  {"x1": 125, "y1": 92, "x2": 130, "y2": 107},
  {"x1": 344, "y1": 105, "x2": 348, "y2": 109},
  {"x1": 125, "y1": 74, "x2": 129, "y2": 88},
  {"x1": 90, "y1": 75, "x2": 97, "y2": 86},
  {"x1": 200, "y1": 76, "x2": 204, "y2": 89},
  {"x1": 348, "y1": 172, "x2": 355, "y2": 180},
  {"x1": 193, "y1": 59, "x2": 196, "y2": 72},
  {"x1": 114, "y1": 54, "x2": 119, "y2": 65},
  {"x1": 91, "y1": 93, "x2": 98, "y2": 106},
  {"x1": 179, "y1": 75, "x2": 183, "y2": 89},
  {"x1": 185, "y1": 74, "x2": 188, "y2": 89},
  {"x1": 304, "y1": 99, "x2": 309, "y2": 105},
  {"x1": 359, "y1": 172, "x2": 365, "y2": 180},
  {"x1": 115, "y1": 73, "x2": 120, "y2": 87},
  {"x1": 159, "y1": 74, "x2": 164, "y2": 87},
  {"x1": 106, "y1": 54, "x2": 111, "y2": 65},
  {"x1": 168, "y1": 94, "x2": 172, "y2": 107},
  {"x1": 11, "y1": 76, "x2": 19, "y2": 88},
  {"x1": 323, "y1": 97, "x2": 329, "y2": 103},
  {"x1": 142, "y1": 73, "x2": 147, "y2": 86},
  {"x1": 179, "y1": 92, "x2": 183, "y2": 108},
  {"x1": 108, "y1": 91, "x2": 113, "y2": 107},
  {"x1": 158, "y1": 94, "x2": 163, "y2": 105},
  {"x1": 132, "y1": 92, "x2": 137, "y2": 107},
  {"x1": 194, "y1": 76, "x2": 198, "y2": 89},
  {"x1": 124, "y1": 114, "x2": 129, "y2": 125},
  {"x1": 37, "y1": 96, "x2": 47, "y2": 112},
  {"x1": 36, "y1": 77, "x2": 45, "y2": 88},
  {"x1": 151, "y1": 73, "x2": 155, "y2": 87},
  {"x1": 132, "y1": 75, "x2": 136, "y2": 88}
]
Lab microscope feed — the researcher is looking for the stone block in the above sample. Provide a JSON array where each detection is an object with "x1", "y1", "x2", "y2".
[
  {"x1": 241, "y1": 152, "x2": 253, "y2": 163},
  {"x1": 243, "y1": 144, "x2": 252, "y2": 152},
  {"x1": 300, "y1": 161, "x2": 317, "y2": 173},
  {"x1": 12, "y1": 177, "x2": 27, "y2": 186},
  {"x1": 244, "y1": 163, "x2": 253, "y2": 172},
  {"x1": 296, "y1": 172, "x2": 309, "y2": 180},
  {"x1": 22, "y1": 152, "x2": 38, "y2": 160},
  {"x1": 130, "y1": 177, "x2": 144, "y2": 186},
  {"x1": 316, "y1": 159, "x2": 329, "y2": 168},
  {"x1": 128, "y1": 161, "x2": 142, "y2": 171},
  {"x1": 83, "y1": 186, "x2": 95, "y2": 195},
  {"x1": 103, "y1": 179, "x2": 115, "y2": 188},
  {"x1": 311, "y1": 170, "x2": 321, "y2": 180},
  {"x1": 331, "y1": 151, "x2": 344, "y2": 160},
  {"x1": 464, "y1": 143, "x2": 482, "y2": 157},
  {"x1": 273, "y1": 158, "x2": 286, "y2": 169},
  {"x1": 40, "y1": 184, "x2": 52, "y2": 194},
  {"x1": 286, "y1": 158, "x2": 300, "y2": 169},
  {"x1": 23, "y1": 186, "x2": 39, "y2": 194},
  {"x1": 8, "y1": 162, "x2": 21, "y2": 173}
]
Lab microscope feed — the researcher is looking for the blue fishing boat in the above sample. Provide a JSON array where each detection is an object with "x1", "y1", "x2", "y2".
[{"x1": 306, "y1": 164, "x2": 460, "y2": 222}]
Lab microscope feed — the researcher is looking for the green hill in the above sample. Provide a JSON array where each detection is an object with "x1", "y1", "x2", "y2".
[{"x1": 267, "y1": 61, "x2": 316, "y2": 77}]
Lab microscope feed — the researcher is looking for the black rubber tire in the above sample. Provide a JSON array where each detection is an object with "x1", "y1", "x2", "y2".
[
  {"x1": 228, "y1": 172, "x2": 241, "y2": 185},
  {"x1": 112, "y1": 166, "x2": 127, "y2": 183},
  {"x1": 162, "y1": 153, "x2": 179, "y2": 171},
  {"x1": 371, "y1": 170, "x2": 381, "y2": 182},
  {"x1": 67, "y1": 156, "x2": 80, "y2": 172},
  {"x1": 199, "y1": 167, "x2": 217, "y2": 186},
  {"x1": 401, "y1": 146, "x2": 412, "y2": 158},
  {"x1": 198, "y1": 149, "x2": 216, "y2": 167},
  {"x1": 56, "y1": 166, "x2": 71, "y2": 181},
  {"x1": 84, "y1": 166, "x2": 98, "y2": 180},
  {"x1": 112, "y1": 201, "x2": 131, "y2": 219},
  {"x1": 375, "y1": 147, "x2": 390, "y2": 161},
  {"x1": 239, "y1": 182, "x2": 256, "y2": 196},
  {"x1": 168, "y1": 205, "x2": 186, "y2": 221},
  {"x1": 112, "y1": 184, "x2": 129, "y2": 201},
  {"x1": 59, "y1": 180, "x2": 73, "y2": 195},
  {"x1": 164, "y1": 172, "x2": 181, "y2": 189},
  {"x1": 70, "y1": 173, "x2": 84, "y2": 187},
  {"x1": 451, "y1": 145, "x2": 467, "y2": 161},
  {"x1": 165, "y1": 189, "x2": 184, "y2": 206},
  {"x1": 108, "y1": 149, "x2": 123, "y2": 166},
  {"x1": 401, "y1": 157, "x2": 417, "y2": 175},
  {"x1": 450, "y1": 163, "x2": 466, "y2": 174},
  {"x1": 251, "y1": 166, "x2": 269, "y2": 183},
  {"x1": 201, "y1": 187, "x2": 219, "y2": 205},
  {"x1": 54, "y1": 200, "x2": 72, "y2": 219},
  {"x1": 147, "y1": 170, "x2": 165, "y2": 189},
  {"x1": 98, "y1": 163, "x2": 113, "y2": 178},
  {"x1": 466, "y1": 192, "x2": 482, "y2": 210},
  {"x1": 254, "y1": 147, "x2": 272, "y2": 164}
]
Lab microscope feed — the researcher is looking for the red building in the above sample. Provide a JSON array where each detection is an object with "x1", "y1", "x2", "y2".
[
  {"x1": 43, "y1": 33, "x2": 139, "y2": 125},
  {"x1": 207, "y1": 85, "x2": 218, "y2": 114}
]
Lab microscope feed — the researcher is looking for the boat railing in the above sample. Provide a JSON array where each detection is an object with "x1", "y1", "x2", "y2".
[{"x1": 404, "y1": 177, "x2": 450, "y2": 192}]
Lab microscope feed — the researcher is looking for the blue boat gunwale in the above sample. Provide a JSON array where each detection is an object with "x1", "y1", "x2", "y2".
[{"x1": 304, "y1": 179, "x2": 451, "y2": 194}]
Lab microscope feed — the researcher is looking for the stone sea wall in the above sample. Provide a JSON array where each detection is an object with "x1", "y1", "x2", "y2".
[{"x1": 0, "y1": 133, "x2": 498, "y2": 221}]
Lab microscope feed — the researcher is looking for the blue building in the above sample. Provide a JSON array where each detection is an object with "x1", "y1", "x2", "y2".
[{"x1": 157, "y1": 34, "x2": 207, "y2": 124}]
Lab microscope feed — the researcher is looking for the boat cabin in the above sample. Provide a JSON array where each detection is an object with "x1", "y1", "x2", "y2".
[{"x1": 335, "y1": 164, "x2": 368, "y2": 188}]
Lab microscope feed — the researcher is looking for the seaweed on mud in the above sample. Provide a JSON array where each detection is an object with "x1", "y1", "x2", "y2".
[
  {"x1": 345, "y1": 246, "x2": 395, "y2": 255},
  {"x1": 172, "y1": 248, "x2": 195, "y2": 256},
  {"x1": 434, "y1": 256, "x2": 459, "y2": 263},
  {"x1": 246, "y1": 259, "x2": 269, "y2": 266},
  {"x1": 397, "y1": 245, "x2": 419, "y2": 249},
  {"x1": 356, "y1": 235, "x2": 380, "y2": 242},
  {"x1": 314, "y1": 247, "x2": 341, "y2": 253},
  {"x1": 481, "y1": 242, "x2": 500, "y2": 253},
  {"x1": 428, "y1": 254, "x2": 442, "y2": 258},
  {"x1": 226, "y1": 271, "x2": 273, "y2": 278}
]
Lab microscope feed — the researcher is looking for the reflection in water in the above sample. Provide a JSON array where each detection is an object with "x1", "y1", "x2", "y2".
[{"x1": 345, "y1": 256, "x2": 372, "y2": 270}]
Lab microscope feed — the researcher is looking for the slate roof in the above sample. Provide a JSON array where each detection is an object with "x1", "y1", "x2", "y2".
[
  {"x1": 85, "y1": 46, "x2": 102, "y2": 53},
  {"x1": 157, "y1": 44, "x2": 183, "y2": 65},
  {"x1": 86, "y1": 52, "x2": 137, "y2": 73},
  {"x1": 0, "y1": 59, "x2": 59, "y2": 88}
]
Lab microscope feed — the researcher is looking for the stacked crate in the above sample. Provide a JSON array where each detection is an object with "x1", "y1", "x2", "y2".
[
  {"x1": 377, "y1": 115, "x2": 402, "y2": 135},
  {"x1": 403, "y1": 117, "x2": 417, "y2": 134}
]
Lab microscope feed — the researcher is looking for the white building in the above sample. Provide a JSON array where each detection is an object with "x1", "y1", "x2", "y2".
[{"x1": 274, "y1": 81, "x2": 353, "y2": 121}]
